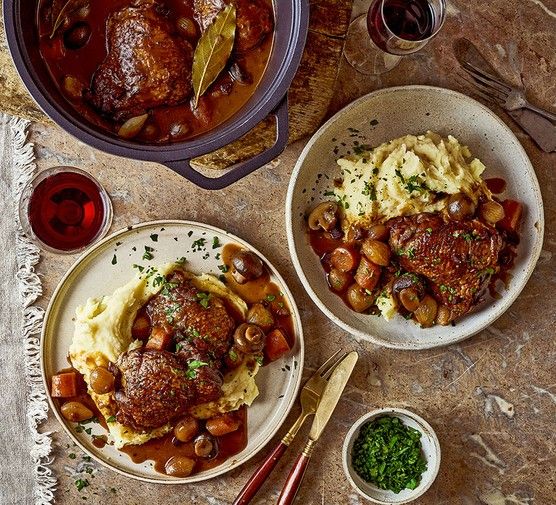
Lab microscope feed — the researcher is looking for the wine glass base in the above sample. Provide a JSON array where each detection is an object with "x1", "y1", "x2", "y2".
[{"x1": 343, "y1": 14, "x2": 402, "y2": 75}]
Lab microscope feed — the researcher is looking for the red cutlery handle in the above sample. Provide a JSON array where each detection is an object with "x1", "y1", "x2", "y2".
[
  {"x1": 276, "y1": 451, "x2": 311, "y2": 505},
  {"x1": 233, "y1": 441, "x2": 289, "y2": 505}
]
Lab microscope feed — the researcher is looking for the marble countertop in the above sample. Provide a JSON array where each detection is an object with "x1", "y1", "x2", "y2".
[{"x1": 31, "y1": 0, "x2": 555, "y2": 503}]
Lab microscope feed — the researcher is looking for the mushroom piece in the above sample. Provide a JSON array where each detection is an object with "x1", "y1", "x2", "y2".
[
  {"x1": 392, "y1": 273, "x2": 426, "y2": 309},
  {"x1": 229, "y1": 62, "x2": 253, "y2": 85},
  {"x1": 246, "y1": 303, "x2": 275, "y2": 332},
  {"x1": 231, "y1": 250, "x2": 264, "y2": 284},
  {"x1": 308, "y1": 201, "x2": 338, "y2": 232},
  {"x1": 64, "y1": 22, "x2": 91, "y2": 50},
  {"x1": 194, "y1": 434, "x2": 218, "y2": 458},
  {"x1": 233, "y1": 323, "x2": 266, "y2": 354}
]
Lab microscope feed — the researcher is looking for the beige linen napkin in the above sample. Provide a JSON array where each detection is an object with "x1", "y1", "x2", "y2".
[{"x1": 0, "y1": 115, "x2": 54, "y2": 505}]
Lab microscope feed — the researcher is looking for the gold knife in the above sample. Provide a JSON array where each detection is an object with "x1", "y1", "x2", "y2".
[{"x1": 276, "y1": 351, "x2": 359, "y2": 505}]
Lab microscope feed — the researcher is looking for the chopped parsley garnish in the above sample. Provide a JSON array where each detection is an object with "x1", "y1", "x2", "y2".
[
  {"x1": 351, "y1": 416, "x2": 427, "y2": 493},
  {"x1": 142, "y1": 246, "x2": 154, "y2": 260},
  {"x1": 106, "y1": 416, "x2": 116, "y2": 423},
  {"x1": 255, "y1": 355, "x2": 264, "y2": 366},
  {"x1": 111, "y1": 255, "x2": 117, "y2": 265},
  {"x1": 218, "y1": 264, "x2": 229, "y2": 273},
  {"x1": 152, "y1": 274, "x2": 165, "y2": 287},
  {"x1": 176, "y1": 256, "x2": 187, "y2": 265},
  {"x1": 75, "y1": 479, "x2": 89, "y2": 492},
  {"x1": 165, "y1": 303, "x2": 181, "y2": 324},
  {"x1": 212, "y1": 237, "x2": 221, "y2": 249},
  {"x1": 395, "y1": 169, "x2": 428, "y2": 194},
  {"x1": 480, "y1": 267, "x2": 496, "y2": 276},
  {"x1": 186, "y1": 360, "x2": 208, "y2": 379},
  {"x1": 229, "y1": 349, "x2": 239, "y2": 361},
  {"x1": 362, "y1": 181, "x2": 377, "y2": 201},
  {"x1": 150, "y1": 233, "x2": 159, "y2": 242},
  {"x1": 397, "y1": 248, "x2": 416, "y2": 259},
  {"x1": 191, "y1": 238, "x2": 206, "y2": 252},
  {"x1": 161, "y1": 282, "x2": 178, "y2": 297},
  {"x1": 404, "y1": 175, "x2": 428, "y2": 194},
  {"x1": 133, "y1": 264, "x2": 144, "y2": 272},
  {"x1": 265, "y1": 294, "x2": 276, "y2": 302},
  {"x1": 196, "y1": 292, "x2": 211, "y2": 309},
  {"x1": 69, "y1": 453, "x2": 76, "y2": 459},
  {"x1": 353, "y1": 144, "x2": 373, "y2": 155}
]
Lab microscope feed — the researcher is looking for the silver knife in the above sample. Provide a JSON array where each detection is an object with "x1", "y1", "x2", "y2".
[
  {"x1": 277, "y1": 351, "x2": 359, "y2": 505},
  {"x1": 454, "y1": 38, "x2": 556, "y2": 153}
]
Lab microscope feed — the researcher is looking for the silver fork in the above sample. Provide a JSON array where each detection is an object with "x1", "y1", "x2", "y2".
[
  {"x1": 233, "y1": 349, "x2": 348, "y2": 505},
  {"x1": 463, "y1": 62, "x2": 556, "y2": 123}
]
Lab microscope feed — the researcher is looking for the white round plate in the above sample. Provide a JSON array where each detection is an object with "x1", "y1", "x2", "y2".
[
  {"x1": 286, "y1": 85, "x2": 544, "y2": 349},
  {"x1": 41, "y1": 220, "x2": 304, "y2": 483}
]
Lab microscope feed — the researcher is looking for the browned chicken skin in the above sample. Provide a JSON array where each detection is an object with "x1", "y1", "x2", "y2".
[
  {"x1": 388, "y1": 213, "x2": 504, "y2": 322},
  {"x1": 87, "y1": 1, "x2": 193, "y2": 120},
  {"x1": 194, "y1": 0, "x2": 273, "y2": 52},
  {"x1": 114, "y1": 271, "x2": 237, "y2": 430},
  {"x1": 114, "y1": 349, "x2": 195, "y2": 430},
  {"x1": 146, "y1": 270, "x2": 235, "y2": 361}
]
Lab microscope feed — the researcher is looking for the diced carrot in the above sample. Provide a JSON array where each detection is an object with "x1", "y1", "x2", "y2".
[
  {"x1": 330, "y1": 246, "x2": 360, "y2": 272},
  {"x1": 145, "y1": 327, "x2": 172, "y2": 351},
  {"x1": 132, "y1": 314, "x2": 151, "y2": 340},
  {"x1": 51, "y1": 372, "x2": 78, "y2": 398},
  {"x1": 265, "y1": 328, "x2": 291, "y2": 362},
  {"x1": 497, "y1": 199, "x2": 523, "y2": 235}
]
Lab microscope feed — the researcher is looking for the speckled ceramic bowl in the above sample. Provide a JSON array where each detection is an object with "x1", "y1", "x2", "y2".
[
  {"x1": 286, "y1": 85, "x2": 544, "y2": 349},
  {"x1": 342, "y1": 408, "x2": 441, "y2": 504}
]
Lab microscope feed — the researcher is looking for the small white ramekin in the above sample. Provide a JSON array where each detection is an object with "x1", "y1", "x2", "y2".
[{"x1": 342, "y1": 408, "x2": 441, "y2": 504}]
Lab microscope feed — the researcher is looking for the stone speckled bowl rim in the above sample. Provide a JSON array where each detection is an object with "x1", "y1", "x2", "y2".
[
  {"x1": 342, "y1": 407, "x2": 441, "y2": 504},
  {"x1": 40, "y1": 219, "x2": 304, "y2": 484},
  {"x1": 285, "y1": 85, "x2": 545, "y2": 350}
]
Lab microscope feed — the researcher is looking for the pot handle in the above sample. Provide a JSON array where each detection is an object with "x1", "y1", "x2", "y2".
[{"x1": 163, "y1": 96, "x2": 289, "y2": 190}]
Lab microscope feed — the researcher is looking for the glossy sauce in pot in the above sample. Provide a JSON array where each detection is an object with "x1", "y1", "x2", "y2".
[{"x1": 36, "y1": 0, "x2": 273, "y2": 143}]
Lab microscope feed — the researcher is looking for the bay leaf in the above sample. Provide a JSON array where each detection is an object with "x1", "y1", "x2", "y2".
[
  {"x1": 192, "y1": 4, "x2": 237, "y2": 108},
  {"x1": 49, "y1": 0, "x2": 89, "y2": 39}
]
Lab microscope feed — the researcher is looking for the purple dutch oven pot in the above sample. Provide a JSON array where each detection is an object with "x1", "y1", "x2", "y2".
[{"x1": 3, "y1": 0, "x2": 309, "y2": 189}]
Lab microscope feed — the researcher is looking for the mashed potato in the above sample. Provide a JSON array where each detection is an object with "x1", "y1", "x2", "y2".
[
  {"x1": 334, "y1": 132, "x2": 490, "y2": 230},
  {"x1": 69, "y1": 263, "x2": 259, "y2": 448}
]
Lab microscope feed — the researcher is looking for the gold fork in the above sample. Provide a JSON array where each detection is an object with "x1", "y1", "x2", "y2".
[{"x1": 232, "y1": 349, "x2": 347, "y2": 505}]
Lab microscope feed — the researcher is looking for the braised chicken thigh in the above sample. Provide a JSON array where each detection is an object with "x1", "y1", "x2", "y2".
[
  {"x1": 88, "y1": 0, "x2": 194, "y2": 119},
  {"x1": 388, "y1": 213, "x2": 504, "y2": 321}
]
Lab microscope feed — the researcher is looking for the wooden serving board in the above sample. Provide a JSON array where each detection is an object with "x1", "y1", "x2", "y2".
[{"x1": 0, "y1": 1, "x2": 353, "y2": 169}]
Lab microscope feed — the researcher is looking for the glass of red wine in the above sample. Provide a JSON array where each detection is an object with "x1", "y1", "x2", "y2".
[
  {"x1": 19, "y1": 166, "x2": 113, "y2": 254},
  {"x1": 344, "y1": 0, "x2": 446, "y2": 75}
]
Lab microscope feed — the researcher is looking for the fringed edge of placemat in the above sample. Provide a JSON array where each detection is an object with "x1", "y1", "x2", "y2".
[{"x1": 10, "y1": 117, "x2": 57, "y2": 505}]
